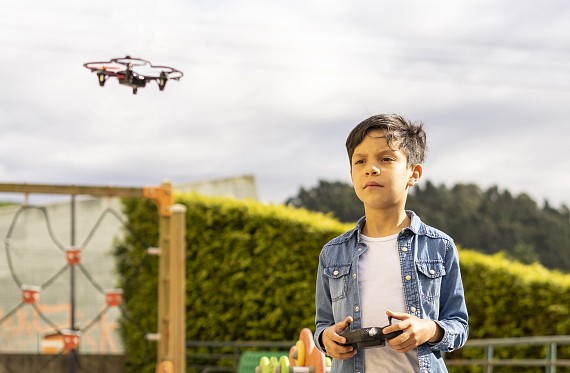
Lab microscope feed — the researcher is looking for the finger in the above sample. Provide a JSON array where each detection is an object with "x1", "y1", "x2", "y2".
[
  {"x1": 324, "y1": 326, "x2": 348, "y2": 344},
  {"x1": 333, "y1": 316, "x2": 353, "y2": 343},
  {"x1": 329, "y1": 346, "x2": 357, "y2": 360},
  {"x1": 389, "y1": 331, "x2": 410, "y2": 347},
  {"x1": 393, "y1": 340, "x2": 417, "y2": 353},
  {"x1": 386, "y1": 310, "x2": 410, "y2": 320},
  {"x1": 324, "y1": 339, "x2": 355, "y2": 357},
  {"x1": 383, "y1": 319, "x2": 408, "y2": 335},
  {"x1": 389, "y1": 330, "x2": 422, "y2": 353},
  {"x1": 330, "y1": 332, "x2": 347, "y2": 344}
]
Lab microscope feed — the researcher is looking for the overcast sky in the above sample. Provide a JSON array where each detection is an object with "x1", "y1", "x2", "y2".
[{"x1": 1, "y1": 0, "x2": 569, "y2": 208}]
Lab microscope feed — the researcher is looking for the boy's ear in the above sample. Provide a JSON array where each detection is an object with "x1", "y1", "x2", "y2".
[{"x1": 408, "y1": 164, "x2": 423, "y2": 187}]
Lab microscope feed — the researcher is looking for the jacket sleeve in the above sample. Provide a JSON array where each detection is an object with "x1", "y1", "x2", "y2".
[
  {"x1": 429, "y1": 240, "x2": 469, "y2": 352},
  {"x1": 314, "y1": 250, "x2": 333, "y2": 353}
]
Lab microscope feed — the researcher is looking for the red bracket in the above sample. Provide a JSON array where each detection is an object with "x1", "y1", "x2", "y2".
[
  {"x1": 62, "y1": 330, "x2": 80, "y2": 351},
  {"x1": 66, "y1": 248, "x2": 81, "y2": 265},
  {"x1": 22, "y1": 285, "x2": 41, "y2": 304},
  {"x1": 105, "y1": 289, "x2": 123, "y2": 307}
]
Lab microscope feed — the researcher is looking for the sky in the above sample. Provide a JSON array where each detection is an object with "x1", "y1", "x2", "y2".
[{"x1": 1, "y1": 0, "x2": 570, "y2": 208}]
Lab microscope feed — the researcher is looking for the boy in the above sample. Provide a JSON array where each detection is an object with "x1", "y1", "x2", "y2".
[{"x1": 314, "y1": 114, "x2": 468, "y2": 373}]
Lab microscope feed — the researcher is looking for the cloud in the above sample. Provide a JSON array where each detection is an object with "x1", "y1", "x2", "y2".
[{"x1": 1, "y1": 0, "x2": 569, "y2": 208}]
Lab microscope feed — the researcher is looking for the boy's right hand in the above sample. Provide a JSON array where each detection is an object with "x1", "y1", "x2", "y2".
[{"x1": 322, "y1": 316, "x2": 357, "y2": 360}]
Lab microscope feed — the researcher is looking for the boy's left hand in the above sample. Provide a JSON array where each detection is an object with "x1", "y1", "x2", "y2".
[{"x1": 382, "y1": 310, "x2": 443, "y2": 353}]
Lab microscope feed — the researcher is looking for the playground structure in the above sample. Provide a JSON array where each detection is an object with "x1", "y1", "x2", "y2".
[
  {"x1": 0, "y1": 182, "x2": 186, "y2": 373},
  {"x1": 256, "y1": 328, "x2": 331, "y2": 373}
]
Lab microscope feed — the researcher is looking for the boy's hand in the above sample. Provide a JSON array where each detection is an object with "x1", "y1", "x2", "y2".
[
  {"x1": 382, "y1": 310, "x2": 443, "y2": 353},
  {"x1": 322, "y1": 316, "x2": 357, "y2": 360}
]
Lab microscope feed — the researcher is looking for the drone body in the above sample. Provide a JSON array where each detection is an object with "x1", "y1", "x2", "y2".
[{"x1": 83, "y1": 56, "x2": 183, "y2": 94}]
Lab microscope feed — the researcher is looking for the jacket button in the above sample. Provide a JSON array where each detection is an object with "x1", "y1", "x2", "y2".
[
  {"x1": 429, "y1": 269, "x2": 436, "y2": 275},
  {"x1": 410, "y1": 306, "x2": 417, "y2": 313},
  {"x1": 401, "y1": 247, "x2": 408, "y2": 252},
  {"x1": 405, "y1": 275, "x2": 412, "y2": 281},
  {"x1": 353, "y1": 274, "x2": 357, "y2": 279},
  {"x1": 333, "y1": 270, "x2": 339, "y2": 276},
  {"x1": 355, "y1": 306, "x2": 360, "y2": 312}
]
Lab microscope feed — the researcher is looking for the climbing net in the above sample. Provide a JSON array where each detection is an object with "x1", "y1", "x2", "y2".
[{"x1": 0, "y1": 199, "x2": 156, "y2": 372}]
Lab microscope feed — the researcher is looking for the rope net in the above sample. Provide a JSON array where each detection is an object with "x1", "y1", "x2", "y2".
[{"x1": 0, "y1": 197, "x2": 153, "y2": 366}]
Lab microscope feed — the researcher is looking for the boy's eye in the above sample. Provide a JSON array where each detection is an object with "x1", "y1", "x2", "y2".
[
  {"x1": 381, "y1": 157, "x2": 395, "y2": 162},
  {"x1": 354, "y1": 159, "x2": 365, "y2": 165}
]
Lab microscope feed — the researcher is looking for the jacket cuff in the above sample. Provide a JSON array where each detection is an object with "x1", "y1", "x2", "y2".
[
  {"x1": 314, "y1": 328, "x2": 327, "y2": 353},
  {"x1": 427, "y1": 320, "x2": 455, "y2": 352}
]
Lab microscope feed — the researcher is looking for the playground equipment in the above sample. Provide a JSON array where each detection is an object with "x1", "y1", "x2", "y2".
[
  {"x1": 0, "y1": 182, "x2": 186, "y2": 373},
  {"x1": 256, "y1": 328, "x2": 331, "y2": 373}
]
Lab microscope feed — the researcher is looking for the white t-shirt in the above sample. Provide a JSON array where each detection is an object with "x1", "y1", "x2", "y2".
[{"x1": 358, "y1": 233, "x2": 419, "y2": 372}]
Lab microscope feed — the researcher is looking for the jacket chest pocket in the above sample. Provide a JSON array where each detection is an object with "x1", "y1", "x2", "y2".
[
  {"x1": 324, "y1": 264, "x2": 351, "y2": 302},
  {"x1": 416, "y1": 260, "x2": 445, "y2": 301}
]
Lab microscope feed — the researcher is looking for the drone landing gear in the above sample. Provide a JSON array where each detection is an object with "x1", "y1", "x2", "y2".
[
  {"x1": 158, "y1": 73, "x2": 167, "y2": 91},
  {"x1": 132, "y1": 87, "x2": 138, "y2": 95},
  {"x1": 97, "y1": 73, "x2": 107, "y2": 87}
]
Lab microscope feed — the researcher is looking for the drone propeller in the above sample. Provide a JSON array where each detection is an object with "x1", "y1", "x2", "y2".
[
  {"x1": 112, "y1": 56, "x2": 151, "y2": 67},
  {"x1": 152, "y1": 66, "x2": 183, "y2": 79},
  {"x1": 83, "y1": 62, "x2": 121, "y2": 71}
]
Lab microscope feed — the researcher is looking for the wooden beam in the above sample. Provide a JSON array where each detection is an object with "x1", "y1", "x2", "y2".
[{"x1": 0, "y1": 183, "x2": 145, "y2": 198}]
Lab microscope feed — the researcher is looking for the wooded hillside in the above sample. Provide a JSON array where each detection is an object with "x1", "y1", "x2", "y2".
[{"x1": 286, "y1": 179, "x2": 570, "y2": 272}]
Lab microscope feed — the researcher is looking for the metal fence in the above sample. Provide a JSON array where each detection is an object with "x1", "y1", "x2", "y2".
[
  {"x1": 187, "y1": 335, "x2": 570, "y2": 373},
  {"x1": 445, "y1": 335, "x2": 570, "y2": 373},
  {"x1": 187, "y1": 340, "x2": 293, "y2": 372}
]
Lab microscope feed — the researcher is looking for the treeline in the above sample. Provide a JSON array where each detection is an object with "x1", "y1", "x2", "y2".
[{"x1": 285, "y1": 180, "x2": 570, "y2": 272}]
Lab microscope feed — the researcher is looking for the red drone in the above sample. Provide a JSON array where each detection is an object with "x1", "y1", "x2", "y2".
[{"x1": 83, "y1": 56, "x2": 183, "y2": 94}]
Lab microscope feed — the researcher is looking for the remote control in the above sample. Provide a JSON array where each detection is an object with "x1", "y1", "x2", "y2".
[{"x1": 339, "y1": 317, "x2": 403, "y2": 349}]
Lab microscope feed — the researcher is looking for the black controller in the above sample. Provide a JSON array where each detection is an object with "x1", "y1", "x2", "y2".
[{"x1": 338, "y1": 317, "x2": 403, "y2": 349}]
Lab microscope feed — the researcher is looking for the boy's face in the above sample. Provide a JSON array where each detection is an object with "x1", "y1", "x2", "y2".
[{"x1": 350, "y1": 129, "x2": 421, "y2": 212}]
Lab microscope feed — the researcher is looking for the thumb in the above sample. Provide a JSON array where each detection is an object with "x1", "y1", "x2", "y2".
[{"x1": 338, "y1": 316, "x2": 353, "y2": 330}]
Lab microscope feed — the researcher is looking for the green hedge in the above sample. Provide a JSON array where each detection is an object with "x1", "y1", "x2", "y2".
[
  {"x1": 114, "y1": 194, "x2": 570, "y2": 373},
  {"x1": 114, "y1": 194, "x2": 349, "y2": 372},
  {"x1": 447, "y1": 250, "x2": 570, "y2": 372}
]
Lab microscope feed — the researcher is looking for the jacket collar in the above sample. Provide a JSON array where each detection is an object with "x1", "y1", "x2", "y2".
[{"x1": 353, "y1": 210, "x2": 423, "y2": 241}]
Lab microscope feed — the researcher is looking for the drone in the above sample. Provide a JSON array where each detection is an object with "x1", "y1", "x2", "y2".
[{"x1": 83, "y1": 56, "x2": 183, "y2": 94}]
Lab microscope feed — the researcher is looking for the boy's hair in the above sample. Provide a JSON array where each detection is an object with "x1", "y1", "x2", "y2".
[{"x1": 346, "y1": 114, "x2": 427, "y2": 167}]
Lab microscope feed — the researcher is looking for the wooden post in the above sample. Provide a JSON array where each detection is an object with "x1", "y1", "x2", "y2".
[
  {"x1": 147, "y1": 181, "x2": 175, "y2": 369},
  {"x1": 157, "y1": 206, "x2": 171, "y2": 364},
  {"x1": 169, "y1": 204, "x2": 187, "y2": 373}
]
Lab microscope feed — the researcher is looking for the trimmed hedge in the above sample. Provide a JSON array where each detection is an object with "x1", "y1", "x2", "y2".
[
  {"x1": 447, "y1": 250, "x2": 570, "y2": 372},
  {"x1": 114, "y1": 194, "x2": 570, "y2": 373},
  {"x1": 114, "y1": 194, "x2": 349, "y2": 372}
]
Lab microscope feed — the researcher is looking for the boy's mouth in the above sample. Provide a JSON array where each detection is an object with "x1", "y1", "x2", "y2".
[{"x1": 364, "y1": 181, "x2": 382, "y2": 189}]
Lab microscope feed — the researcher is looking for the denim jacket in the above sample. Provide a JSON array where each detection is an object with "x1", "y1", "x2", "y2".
[{"x1": 314, "y1": 211, "x2": 468, "y2": 373}]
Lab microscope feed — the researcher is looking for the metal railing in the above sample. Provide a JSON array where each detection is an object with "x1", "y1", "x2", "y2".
[
  {"x1": 187, "y1": 335, "x2": 570, "y2": 373},
  {"x1": 445, "y1": 335, "x2": 570, "y2": 373},
  {"x1": 187, "y1": 340, "x2": 293, "y2": 372}
]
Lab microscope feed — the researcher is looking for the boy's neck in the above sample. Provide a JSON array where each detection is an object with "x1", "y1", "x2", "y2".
[{"x1": 361, "y1": 208, "x2": 410, "y2": 238}]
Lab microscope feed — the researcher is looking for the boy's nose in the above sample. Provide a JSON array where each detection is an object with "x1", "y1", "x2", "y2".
[{"x1": 366, "y1": 166, "x2": 380, "y2": 175}]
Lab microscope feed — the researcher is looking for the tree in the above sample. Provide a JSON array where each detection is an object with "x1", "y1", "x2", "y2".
[
  {"x1": 285, "y1": 180, "x2": 363, "y2": 222},
  {"x1": 285, "y1": 179, "x2": 570, "y2": 272}
]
